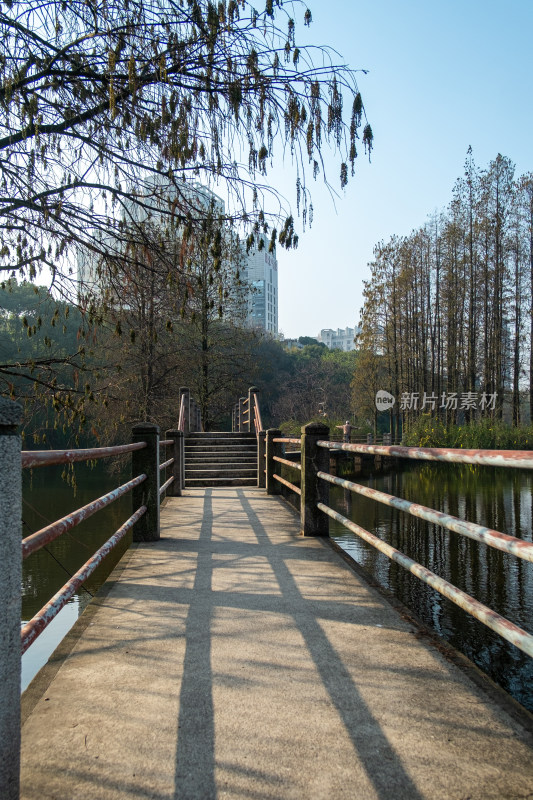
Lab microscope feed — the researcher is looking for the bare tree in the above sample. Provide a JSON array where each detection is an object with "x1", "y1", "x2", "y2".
[{"x1": 0, "y1": 0, "x2": 372, "y2": 288}]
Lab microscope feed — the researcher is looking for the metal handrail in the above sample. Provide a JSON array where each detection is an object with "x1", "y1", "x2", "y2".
[
  {"x1": 160, "y1": 476, "x2": 174, "y2": 495},
  {"x1": 273, "y1": 455, "x2": 301, "y2": 471},
  {"x1": 273, "y1": 474, "x2": 301, "y2": 496},
  {"x1": 253, "y1": 393, "x2": 263, "y2": 433},
  {"x1": 317, "y1": 502, "x2": 533, "y2": 659},
  {"x1": 21, "y1": 506, "x2": 147, "y2": 655},
  {"x1": 312, "y1": 440, "x2": 533, "y2": 658},
  {"x1": 20, "y1": 430, "x2": 171, "y2": 652},
  {"x1": 178, "y1": 393, "x2": 186, "y2": 431},
  {"x1": 21, "y1": 474, "x2": 147, "y2": 559},
  {"x1": 318, "y1": 441, "x2": 533, "y2": 470},
  {"x1": 318, "y1": 471, "x2": 533, "y2": 563},
  {"x1": 21, "y1": 441, "x2": 146, "y2": 469}
]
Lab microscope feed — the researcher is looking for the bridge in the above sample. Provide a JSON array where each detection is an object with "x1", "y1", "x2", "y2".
[{"x1": 2, "y1": 390, "x2": 533, "y2": 798}]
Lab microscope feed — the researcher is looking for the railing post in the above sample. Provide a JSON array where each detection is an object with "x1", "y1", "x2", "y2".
[
  {"x1": 180, "y1": 387, "x2": 190, "y2": 434},
  {"x1": 239, "y1": 397, "x2": 246, "y2": 432},
  {"x1": 166, "y1": 429, "x2": 183, "y2": 497},
  {"x1": 131, "y1": 422, "x2": 160, "y2": 541},
  {"x1": 257, "y1": 430, "x2": 266, "y2": 488},
  {"x1": 300, "y1": 422, "x2": 330, "y2": 537},
  {"x1": 0, "y1": 399, "x2": 22, "y2": 800},
  {"x1": 265, "y1": 428, "x2": 282, "y2": 495},
  {"x1": 247, "y1": 386, "x2": 257, "y2": 432}
]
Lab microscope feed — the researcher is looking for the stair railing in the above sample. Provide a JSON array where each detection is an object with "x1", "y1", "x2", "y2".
[
  {"x1": 251, "y1": 389, "x2": 263, "y2": 434},
  {"x1": 233, "y1": 387, "x2": 263, "y2": 434},
  {"x1": 234, "y1": 387, "x2": 265, "y2": 486}
]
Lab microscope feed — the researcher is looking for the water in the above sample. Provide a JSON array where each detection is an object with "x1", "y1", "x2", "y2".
[
  {"x1": 328, "y1": 462, "x2": 533, "y2": 711},
  {"x1": 21, "y1": 462, "x2": 132, "y2": 691}
]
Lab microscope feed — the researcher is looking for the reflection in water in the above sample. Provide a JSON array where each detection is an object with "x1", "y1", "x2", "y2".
[
  {"x1": 21, "y1": 599, "x2": 81, "y2": 692},
  {"x1": 329, "y1": 463, "x2": 533, "y2": 712},
  {"x1": 21, "y1": 463, "x2": 132, "y2": 690}
]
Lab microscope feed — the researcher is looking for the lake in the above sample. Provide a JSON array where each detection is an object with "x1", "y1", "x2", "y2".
[{"x1": 328, "y1": 461, "x2": 533, "y2": 712}]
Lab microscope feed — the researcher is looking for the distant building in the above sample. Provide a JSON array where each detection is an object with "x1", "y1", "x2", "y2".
[
  {"x1": 77, "y1": 177, "x2": 227, "y2": 295},
  {"x1": 78, "y1": 180, "x2": 280, "y2": 334},
  {"x1": 317, "y1": 326, "x2": 359, "y2": 351},
  {"x1": 281, "y1": 338, "x2": 304, "y2": 350},
  {"x1": 243, "y1": 234, "x2": 278, "y2": 335}
]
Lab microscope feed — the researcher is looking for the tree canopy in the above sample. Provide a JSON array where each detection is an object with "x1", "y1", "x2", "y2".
[
  {"x1": 0, "y1": 0, "x2": 372, "y2": 288},
  {"x1": 355, "y1": 151, "x2": 533, "y2": 434}
]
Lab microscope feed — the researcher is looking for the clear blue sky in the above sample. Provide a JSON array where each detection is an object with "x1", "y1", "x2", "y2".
[{"x1": 276, "y1": 0, "x2": 533, "y2": 338}]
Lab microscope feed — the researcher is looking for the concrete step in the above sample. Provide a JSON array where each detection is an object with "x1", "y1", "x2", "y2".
[
  {"x1": 186, "y1": 432, "x2": 256, "y2": 440},
  {"x1": 185, "y1": 445, "x2": 257, "y2": 453},
  {"x1": 185, "y1": 476, "x2": 258, "y2": 486},
  {"x1": 184, "y1": 431, "x2": 257, "y2": 486},
  {"x1": 187, "y1": 461, "x2": 257, "y2": 470},
  {"x1": 185, "y1": 468, "x2": 257, "y2": 479},
  {"x1": 186, "y1": 452, "x2": 257, "y2": 461},
  {"x1": 185, "y1": 441, "x2": 256, "y2": 448}
]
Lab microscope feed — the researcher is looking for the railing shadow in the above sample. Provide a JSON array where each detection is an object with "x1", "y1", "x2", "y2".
[
  {"x1": 170, "y1": 488, "x2": 424, "y2": 799},
  {"x1": 234, "y1": 489, "x2": 424, "y2": 800},
  {"x1": 174, "y1": 488, "x2": 217, "y2": 798}
]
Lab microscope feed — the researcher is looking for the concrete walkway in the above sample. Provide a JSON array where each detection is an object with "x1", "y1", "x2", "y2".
[{"x1": 20, "y1": 488, "x2": 533, "y2": 800}]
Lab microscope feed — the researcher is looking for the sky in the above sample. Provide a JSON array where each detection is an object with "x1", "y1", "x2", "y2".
[{"x1": 274, "y1": 0, "x2": 533, "y2": 339}]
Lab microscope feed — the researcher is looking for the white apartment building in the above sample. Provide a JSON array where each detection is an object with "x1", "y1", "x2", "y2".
[
  {"x1": 317, "y1": 326, "x2": 359, "y2": 351},
  {"x1": 78, "y1": 179, "x2": 279, "y2": 334},
  {"x1": 77, "y1": 177, "x2": 226, "y2": 294},
  {"x1": 243, "y1": 234, "x2": 278, "y2": 335}
]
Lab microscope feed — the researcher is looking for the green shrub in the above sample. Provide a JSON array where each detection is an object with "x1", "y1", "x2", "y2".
[{"x1": 403, "y1": 416, "x2": 533, "y2": 449}]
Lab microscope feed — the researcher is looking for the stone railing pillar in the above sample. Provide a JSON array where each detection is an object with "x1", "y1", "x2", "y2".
[
  {"x1": 131, "y1": 422, "x2": 160, "y2": 541},
  {"x1": 300, "y1": 422, "x2": 329, "y2": 537},
  {"x1": 0, "y1": 399, "x2": 22, "y2": 800},
  {"x1": 165, "y1": 429, "x2": 183, "y2": 497},
  {"x1": 265, "y1": 428, "x2": 282, "y2": 495},
  {"x1": 257, "y1": 430, "x2": 266, "y2": 488}
]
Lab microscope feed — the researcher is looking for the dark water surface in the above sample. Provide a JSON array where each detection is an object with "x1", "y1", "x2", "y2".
[
  {"x1": 21, "y1": 463, "x2": 132, "y2": 691},
  {"x1": 328, "y1": 462, "x2": 533, "y2": 712}
]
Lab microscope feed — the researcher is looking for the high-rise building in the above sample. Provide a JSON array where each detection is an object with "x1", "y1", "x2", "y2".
[
  {"x1": 317, "y1": 326, "x2": 359, "y2": 351},
  {"x1": 78, "y1": 179, "x2": 278, "y2": 333},
  {"x1": 243, "y1": 235, "x2": 278, "y2": 335},
  {"x1": 77, "y1": 177, "x2": 227, "y2": 294}
]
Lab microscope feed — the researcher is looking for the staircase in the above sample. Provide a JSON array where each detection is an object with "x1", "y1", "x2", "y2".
[{"x1": 184, "y1": 432, "x2": 258, "y2": 487}]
